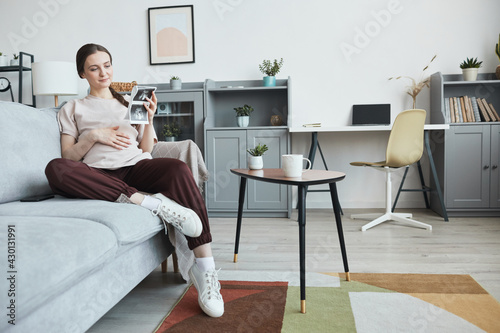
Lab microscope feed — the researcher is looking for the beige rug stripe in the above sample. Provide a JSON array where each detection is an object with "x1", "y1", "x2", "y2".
[
  {"x1": 409, "y1": 293, "x2": 500, "y2": 333},
  {"x1": 336, "y1": 273, "x2": 488, "y2": 294}
]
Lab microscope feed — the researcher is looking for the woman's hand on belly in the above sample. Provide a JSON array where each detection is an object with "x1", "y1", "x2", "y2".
[{"x1": 91, "y1": 125, "x2": 131, "y2": 150}]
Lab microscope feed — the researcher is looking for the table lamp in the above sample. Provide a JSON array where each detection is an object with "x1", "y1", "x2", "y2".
[{"x1": 32, "y1": 61, "x2": 78, "y2": 107}]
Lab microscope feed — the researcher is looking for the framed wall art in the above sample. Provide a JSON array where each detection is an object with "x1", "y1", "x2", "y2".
[{"x1": 148, "y1": 5, "x2": 195, "y2": 65}]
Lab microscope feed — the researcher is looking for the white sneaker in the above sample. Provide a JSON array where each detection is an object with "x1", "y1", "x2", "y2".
[
  {"x1": 188, "y1": 263, "x2": 224, "y2": 318},
  {"x1": 152, "y1": 194, "x2": 202, "y2": 237}
]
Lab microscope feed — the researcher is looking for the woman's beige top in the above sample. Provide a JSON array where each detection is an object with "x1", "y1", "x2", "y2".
[{"x1": 58, "y1": 94, "x2": 155, "y2": 169}]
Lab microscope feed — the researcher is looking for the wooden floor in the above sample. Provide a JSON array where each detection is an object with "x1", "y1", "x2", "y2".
[{"x1": 88, "y1": 209, "x2": 500, "y2": 333}]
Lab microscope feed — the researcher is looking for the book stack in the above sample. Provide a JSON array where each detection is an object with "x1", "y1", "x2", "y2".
[{"x1": 444, "y1": 96, "x2": 500, "y2": 123}]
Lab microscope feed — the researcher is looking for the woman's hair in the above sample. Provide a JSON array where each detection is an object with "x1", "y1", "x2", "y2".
[{"x1": 75, "y1": 43, "x2": 128, "y2": 107}]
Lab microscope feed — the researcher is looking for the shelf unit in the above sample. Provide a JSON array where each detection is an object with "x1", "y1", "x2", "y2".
[
  {"x1": 0, "y1": 52, "x2": 35, "y2": 106},
  {"x1": 203, "y1": 78, "x2": 291, "y2": 217},
  {"x1": 429, "y1": 72, "x2": 500, "y2": 216},
  {"x1": 145, "y1": 82, "x2": 204, "y2": 152}
]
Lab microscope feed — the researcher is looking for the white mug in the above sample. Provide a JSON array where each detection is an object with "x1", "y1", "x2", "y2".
[{"x1": 282, "y1": 154, "x2": 312, "y2": 178}]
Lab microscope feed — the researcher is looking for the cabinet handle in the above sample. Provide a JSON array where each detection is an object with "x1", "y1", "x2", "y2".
[
  {"x1": 493, "y1": 165, "x2": 498, "y2": 169},
  {"x1": 484, "y1": 165, "x2": 490, "y2": 169}
]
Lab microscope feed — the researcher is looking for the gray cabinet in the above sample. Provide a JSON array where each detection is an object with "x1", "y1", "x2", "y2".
[
  {"x1": 206, "y1": 128, "x2": 289, "y2": 217},
  {"x1": 204, "y1": 78, "x2": 291, "y2": 217},
  {"x1": 430, "y1": 72, "x2": 500, "y2": 216},
  {"x1": 444, "y1": 126, "x2": 491, "y2": 209},
  {"x1": 147, "y1": 82, "x2": 204, "y2": 153}
]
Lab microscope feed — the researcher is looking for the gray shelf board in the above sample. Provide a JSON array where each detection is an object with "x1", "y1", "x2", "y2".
[
  {"x1": 444, "y1": 80, "x2": 500, "y2": 86},
  {"x1": 156, "y1": 88, "x2": 203, "y2": 93},
  {"x1": 156, "y1": 113, "x2": 194, "y2": 117},
  {"x1": 205, "y1": 126, "x2": 288, "y2": 130},
  {"x1": 450, "y1": 122, "x2": 500, "y2": 126},
  {"x1": 0, "y1": 66, "x2": 32, "y2": 72},
  {"x1": 441, "y1": 72, "x2": 499, "y2": 83},
  {"x1": 208, "y1": 86, "x2": 287, "y2": 92}
]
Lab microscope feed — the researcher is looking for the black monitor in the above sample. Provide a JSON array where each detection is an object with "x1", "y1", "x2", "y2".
[{"x1": 352, "y1": 104, "x2": 391, "y2": 126}]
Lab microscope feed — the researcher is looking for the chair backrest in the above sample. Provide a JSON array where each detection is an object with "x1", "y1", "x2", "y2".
[{"x1": 385, "y1": 109, "x2": 426, "y2": 167}]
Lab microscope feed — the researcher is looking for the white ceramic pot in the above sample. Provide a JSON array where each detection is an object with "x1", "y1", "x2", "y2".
[
  {"x1": 248, "y1": 155, "x2": 263, "y2": 170},
  {"x1": 237, "y1": 116, "x2": 249, "y2": 127},
  {"x1": 170, "y1": 79, "x2": 182, "y2": 90},
  {"x1": 10, "y1": 59, "x2": 19, "y2": 66},
  {"x1": 0, "y1": 55, "x2": 9, "y2": 67},
  {"x1": 462, "y1": 68, "x2": 479, "y2": 81}
]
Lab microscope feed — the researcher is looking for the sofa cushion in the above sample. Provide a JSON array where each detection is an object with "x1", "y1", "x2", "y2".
[
  {"x1": 0, "y1": 216, "x2": 117, "y2": 322},
  {"x1": 0, "y1": 102, "x2": 61, "y2": 204},
  {"x1": 0, "y1": 196, "x2": 164, "y2": 245}
]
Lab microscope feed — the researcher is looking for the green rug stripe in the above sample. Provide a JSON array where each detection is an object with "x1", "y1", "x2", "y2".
[{"x1": 282, "y1": 280, "x2": 394, "y2": 332}]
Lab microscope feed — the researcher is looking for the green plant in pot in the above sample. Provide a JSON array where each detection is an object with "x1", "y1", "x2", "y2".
[
  {"x1": 460, "y1": 57, "x2": 482, "y2": 81},
  {"x1": 10, "y1": 54, "x2": 19, "y2": 66},
  {"x1": 162, "y1": 121, "x2": 181, "y2": 141},
  {"x1": 247, "y1": 143, "x2": 268, "y2": 170},
  {"x1": 495, "y1": 33, "x2": 500, "y2": 79},
  {"x1": 234, "y1": 104, "x2": 254, "y2": 127},
  {"x1": 170, "y1": 75, "x2": 182, "y2": 90},
  {"x1": 259, "y1": 58, "x2": 283, "y2": 87}
]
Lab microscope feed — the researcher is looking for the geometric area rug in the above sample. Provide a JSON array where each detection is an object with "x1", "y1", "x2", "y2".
[{"x1": 155, "y1": 272, "x2": 500, "y2": 333}]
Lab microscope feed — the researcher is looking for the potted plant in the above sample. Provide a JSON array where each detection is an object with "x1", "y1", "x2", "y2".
[
  {"x1": 10, "y1": 54, "x2": 19, "y2": 66},
  {"x1": 495, "y1": 34, "x2": 500, "y2": 79},
  {"x1": 162, "y1": 121, "x2": 181, "y2": 141},
  {"x1": 247, "y1": 143, "x2": 268, "y2": 170},
  {"x1": 234, "y1": 104, "x2": 254, "y2": 127},
  {"x1": 460, "y1": 57, "x2": 482, "y2": 81},
  {"x1": 259, "y1": 58, "x2": 283, "y2": 87},
  {"x1": 0, "y1": 52, "x2": 8, "y2": 67},
  {"x1": 170, "y1": 75, "x2": 182, "y2": 90}
]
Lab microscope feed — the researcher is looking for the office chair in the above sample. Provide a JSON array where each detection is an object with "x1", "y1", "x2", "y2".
[{"x1": 350, "y1": 109, "x2": 432, "y2": 231}]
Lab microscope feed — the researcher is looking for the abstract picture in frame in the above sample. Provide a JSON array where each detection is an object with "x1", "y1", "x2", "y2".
[{"x1": 148, "y1": 5, "x2": 195, "y2": 65}]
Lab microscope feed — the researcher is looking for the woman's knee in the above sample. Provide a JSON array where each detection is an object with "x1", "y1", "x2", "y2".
[{"x1": 45, "y1": 158, "x2": 66, "y2": 182}]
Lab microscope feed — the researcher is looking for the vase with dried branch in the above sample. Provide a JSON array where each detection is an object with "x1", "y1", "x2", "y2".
[{"x1": 389, "y1": 55, "x2": 437, "y2": 109}]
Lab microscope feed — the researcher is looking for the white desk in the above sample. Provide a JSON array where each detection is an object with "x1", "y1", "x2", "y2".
[
  {"x1": 288, "y1": 124, "x2": 450, "y2": 221},
  {"x1": 289, "y1": 124, "x2": 449, "y2": 133}
]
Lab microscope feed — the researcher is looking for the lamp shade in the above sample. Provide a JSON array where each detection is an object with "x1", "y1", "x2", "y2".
[{"x1": 32, "y1": 61, "x2": 78, "y2": 96}]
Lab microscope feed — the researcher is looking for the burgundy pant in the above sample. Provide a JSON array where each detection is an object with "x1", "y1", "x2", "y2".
[{"x1": 45, "y1": 158, "x2": 211, "y2": 250}]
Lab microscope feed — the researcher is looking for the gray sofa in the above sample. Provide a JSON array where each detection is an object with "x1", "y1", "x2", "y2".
[{"x1": 0, "y1": 101, "x2": 205, "y2": 332}]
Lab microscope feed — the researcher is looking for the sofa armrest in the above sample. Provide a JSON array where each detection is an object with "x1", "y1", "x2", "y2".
[{"x1": 151, "y1": 140, "x2": 208, "y2": 191}]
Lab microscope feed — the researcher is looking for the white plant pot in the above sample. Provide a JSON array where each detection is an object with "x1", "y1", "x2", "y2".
[
  {"x1": 248, "y1": 156, "x2": 263, "y2": 170},
  {"x1": 462, "y1": 68, "x2": 479, "y2": 81},
  {"x1": 10, "y1": 59, "x2": 19, "y2": 66},
  {"x1": 164, "y1": 136, "x2": 177, "y2": 142},
  {"x1": 0, "y1": 55, "x2": 9, "y2": 67},
  {"x1": 170, "y1": 79, "x2": 182, "y2": 90},
  {"x1": 237, "y1": 116, "x2": 249, "y2": 127}
]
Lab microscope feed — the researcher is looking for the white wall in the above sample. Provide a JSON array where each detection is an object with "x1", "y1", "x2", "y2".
[{"x1": 1, "y1": 0, "x2": 499, "y2": 208}]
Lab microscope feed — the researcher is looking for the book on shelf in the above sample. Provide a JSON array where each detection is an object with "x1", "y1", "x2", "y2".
[{"x1": 444, "y1": 95, "x2": 499, "y2": 123}]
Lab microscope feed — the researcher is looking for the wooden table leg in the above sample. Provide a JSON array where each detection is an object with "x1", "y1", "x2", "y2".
[
  {"x1": 298, "y1": 185, "x2": 307, "y2": 313},
  {"x1": 329, "y1": 183, "x2": 350, "y2": 281},
  {"x1": 234, "y1": 177, "x2": 247, "y2": 263}
]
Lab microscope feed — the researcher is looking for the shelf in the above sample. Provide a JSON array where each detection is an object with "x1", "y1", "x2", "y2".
[
  {"x1": 0, "y1": 52, "x2": 35, "y2": 107},
  {"x1": 441, "y1": 73, "x2": 499, "y2": 84},
  {"x1": 156, "y1": 113, "x2": 194, "y2": 117},
  {"x1": 208, "y1": 86, "x2": 287, "y2": 92},
  {"x1": 205, "y1": 126, "x2": 288, "y2": 130},
  {"x1": 0, "y1": 66, "x2": 32, "y2": 72},
  {"x1": 156, "y1": 88, "x2": 203, "y2": 93}
]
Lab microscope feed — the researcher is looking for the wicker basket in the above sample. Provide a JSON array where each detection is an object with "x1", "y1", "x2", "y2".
[{"x1": 110, "y1": 81, "x2": 137, "y2": 92}]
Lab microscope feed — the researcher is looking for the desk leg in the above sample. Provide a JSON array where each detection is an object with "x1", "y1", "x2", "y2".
[
  {"x1": 329, "y1": 183, "x2": 350, "y2": 282},
  {"x1": 298, "y1": 184, "x2": 307, "y2": 314},
  {"x1": 234, "y1": 177, "x2": 247, "y2": 262},
  {"x1": 425, "y1": 131, "x2": 449, "y2": 222}
]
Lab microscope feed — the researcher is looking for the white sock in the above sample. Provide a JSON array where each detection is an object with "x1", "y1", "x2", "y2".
[
  {"x1": 141, "y1": 195, "x2": 161, "y2": 211},
  {"x1": 195, "y1": 257, "x2": 215, "y2": 272}
]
